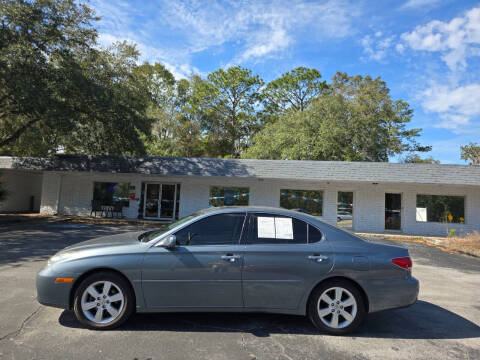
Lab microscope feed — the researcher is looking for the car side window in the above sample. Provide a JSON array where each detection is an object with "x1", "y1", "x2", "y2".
[
  {"x1": 174, "y1": 213, "x2": 246, "y2": 246},
  {"x1": 308, "y1": 224, "x2": 322, "y2": 243},
  {"x1": 247, "y1": 214, "x2": 308, "y2": 245}
]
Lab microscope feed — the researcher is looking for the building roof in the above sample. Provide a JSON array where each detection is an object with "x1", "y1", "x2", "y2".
[{"x1": 1, "y1": 155, "x2": 479, "y2": 186}]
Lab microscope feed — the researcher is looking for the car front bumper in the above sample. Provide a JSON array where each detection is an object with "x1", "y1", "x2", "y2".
[{"x1": 36, "y1": 267, "x2": 76, "y2": 309}]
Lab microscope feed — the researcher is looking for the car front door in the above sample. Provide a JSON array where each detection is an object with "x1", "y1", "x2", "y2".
[
  {"x1": 242, "y1": 213, "x2": 334, "y2": 310},
  {"x1": 142, "y1": 212, "x2": 246, "y2": 309}
]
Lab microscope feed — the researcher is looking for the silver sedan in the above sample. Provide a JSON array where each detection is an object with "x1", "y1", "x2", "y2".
[{"x1": 37, "y1": 206, "x2": 419, "y2": 334}]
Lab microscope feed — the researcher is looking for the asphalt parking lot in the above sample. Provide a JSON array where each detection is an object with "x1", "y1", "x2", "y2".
[{"x1": 0, "y1": 221, "x2": 479, "y2": 360}]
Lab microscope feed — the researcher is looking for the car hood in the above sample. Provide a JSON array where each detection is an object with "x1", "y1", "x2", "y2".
[{"x1": 62, "y1": 231, "x2": 145, "y2": 252}]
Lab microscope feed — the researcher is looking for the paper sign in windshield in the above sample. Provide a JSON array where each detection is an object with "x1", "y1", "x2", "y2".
[
  {"x1": 257, "y1": 217, "x2": 293, "y2": 239},
  {"x1": 257, "y1": 217, "x2": 275, "y2": 238},
  {"x1": 275, "y1": 217, "x2": 293, "y2": 239}
]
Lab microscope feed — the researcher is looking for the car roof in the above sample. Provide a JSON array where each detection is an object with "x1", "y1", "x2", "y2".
[{"x1": 199, "y1": 206, "x2": 321, "y2": 222}]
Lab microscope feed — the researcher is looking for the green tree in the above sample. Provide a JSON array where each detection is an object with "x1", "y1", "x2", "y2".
[
  {"x1": 243, "y1": 72, "x2": 430, "y2": 162},
  {"x1": 261, "y1": 67, "x2": 328, "y2": 119},
  {"x1": 0, "y1": 0, "x2": 152, "y2": 155},
  {"x1": 460, "y1": 142, "x2": 480, "y2": 165},
  {"x1": 193, "y1": 66, "x2": 264, "y2": 158},
  {"x1": 402, "y1": 154, "x2": 440, "y2": 164},
  {"x1": 137, "y1": 65, "x2": 205, "y2": 157}
]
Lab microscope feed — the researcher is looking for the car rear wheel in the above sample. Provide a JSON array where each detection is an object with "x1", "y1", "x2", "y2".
[
  {"x1": 73, "y1": 272, "x2": 134, "y2": 330},
  {"x1": 308, "y1": 279, "x2": 366, "y2": 335}
]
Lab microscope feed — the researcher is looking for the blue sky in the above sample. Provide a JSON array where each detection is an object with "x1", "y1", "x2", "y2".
[{"x1": 90, "y1": 0, "x2": 480, "y2": 164}]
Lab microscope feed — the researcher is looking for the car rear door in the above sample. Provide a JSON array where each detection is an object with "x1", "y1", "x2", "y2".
[
  {"x1": 142, "y1": 212, "x2": 246, "y2": 309},
  {"x1": 241, "y1": 213, "x2": 334, "y2": 310}
]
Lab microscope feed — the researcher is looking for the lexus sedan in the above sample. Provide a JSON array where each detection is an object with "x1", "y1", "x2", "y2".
[{"x1": 37, "y1": 206, "x2": 419, "y2": 334}]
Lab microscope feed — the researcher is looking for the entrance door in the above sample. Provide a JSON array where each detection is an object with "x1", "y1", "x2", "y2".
[
  {"x1": 144, "y1": 183, "x2": 177, "y2": 220},
  {"x1": 385, "y1": 193, "x2": 401, "y2": 230}
]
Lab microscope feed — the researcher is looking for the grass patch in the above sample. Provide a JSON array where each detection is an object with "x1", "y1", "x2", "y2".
[{"x1": 445, "y1": 231, "x2": 480, "y2": 257}]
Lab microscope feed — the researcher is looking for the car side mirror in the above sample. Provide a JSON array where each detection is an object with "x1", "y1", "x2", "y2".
[{"x1": 160, "y1": 235, "x2": 177, "y2": 249}]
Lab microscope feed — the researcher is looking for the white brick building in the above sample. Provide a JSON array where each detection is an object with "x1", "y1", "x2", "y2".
[{"x1": 1, "y1": 155, "x2": 479, "y2": 236}]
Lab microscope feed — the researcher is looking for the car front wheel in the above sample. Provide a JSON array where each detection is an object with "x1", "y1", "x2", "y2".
[
  {"x1": 73, "y1": 272, "x2": 134, "y2": 330},
  {"x1": 308, "y1": 279, "x2": 366, "y2": 335}
]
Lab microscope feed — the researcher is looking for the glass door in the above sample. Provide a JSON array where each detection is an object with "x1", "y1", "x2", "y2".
[
  {"x1": 144, "y1": 183, "x2": 177, "y2": 220},
  {"x1": 144, "y1": 184, "x2": 160, "y2": 218},
  {"x1": 160, "y1": 184, "x2": 176, "y2": 219},
  {"x1": 385, "y1": 193, "x2": 401, "y2": 230}
]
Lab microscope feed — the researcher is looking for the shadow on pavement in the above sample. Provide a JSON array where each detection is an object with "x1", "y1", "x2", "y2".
[
  {"x1": 0, "y1": 223, "x2": 144, "y2": 265},
  {"x1": 58, "y1": 300, "x2": 480, "y2": 340}
]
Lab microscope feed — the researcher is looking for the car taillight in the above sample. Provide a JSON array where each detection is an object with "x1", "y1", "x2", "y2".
[{"x1": 392, "y1": 257, "x2": 412, "y2": 270}]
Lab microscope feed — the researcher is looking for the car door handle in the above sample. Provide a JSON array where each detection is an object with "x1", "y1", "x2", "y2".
[
  {"x1": 307, "y1": 255, "x2": 328, "y2": 262},
  {"x1": 221, "y1": 254, "x2": 242, "y2": 262}
]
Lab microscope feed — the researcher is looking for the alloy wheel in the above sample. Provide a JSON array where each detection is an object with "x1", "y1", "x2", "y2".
[
  {"x1": 317, "y1": 286, "x2": 357, "y2": 329},
  {"x1": 80, "y1": 281, "x2": 125, "y2": 324}
]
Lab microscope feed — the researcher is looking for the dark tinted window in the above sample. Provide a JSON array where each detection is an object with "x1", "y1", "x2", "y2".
[
  {"x1": 308, "y1": 224, "x2": 322, "y2": 243},
  {"x1": 247, "y1": 214, "x2": 309, "y2": 245},
  {"x1": 174, "y1": 213, "x2": 245, "y2": 246}
]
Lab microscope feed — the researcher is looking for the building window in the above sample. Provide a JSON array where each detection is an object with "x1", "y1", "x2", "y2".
[
  {"x1": 93, "y1": 182, "x2": 130, "y2": 207},
  {"x1": 209, "y1": 186, "x2": 249, "y2": 207},
  {"x1": 280, "y1": 189, "x2": 323, "y2": 216},
  {"x1": 416, "y1": 195, "x2": 465, "y2": 223},
  {"x1": 337, "y1": 191, "x2": 353, "y2": 228}
]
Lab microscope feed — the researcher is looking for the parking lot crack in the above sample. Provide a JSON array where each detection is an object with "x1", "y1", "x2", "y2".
[{"x1": 0, "y1": 306, "x2": 42, "y2": 342}]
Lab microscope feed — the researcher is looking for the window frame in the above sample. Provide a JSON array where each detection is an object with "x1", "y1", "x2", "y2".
[
  {"x1": 415, "y1": 193, "x2": 466, "y2": 224},
  {"x1": 171, "y1": 212, "x2": 248, "y2": 247},
  {"x1": 243, "y1": 212, "x2": 325, "y2": 246}
]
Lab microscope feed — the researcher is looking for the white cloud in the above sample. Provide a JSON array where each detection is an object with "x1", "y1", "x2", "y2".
[
  {"x1": 420, "y1": 83, "x2": 480, "y2": 131},
  {"x1": 400, "y1": 6, "x2": 480, "y2": 71},
  {"x1": 93, "y1": 0, "x2": 360, "y2": 72},
  {"x1": 361, "y1": 34, "x2": 395, "y2": 61},
  {"x1": 402, "y1": 0, "x2": 443, "y2": 9}
]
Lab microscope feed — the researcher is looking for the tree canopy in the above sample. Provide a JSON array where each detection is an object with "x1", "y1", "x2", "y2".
[
  {"x1": 0, "y1": 0, "x2": 431, "y2": 163},
  {"x1": 460, "y1": 142, "x2": 480, "y2": 165},
  {"x1": 243, "y1": 73, "x2": 430, "y2": 161},
  {"x1": 0, "y1": 0, "x2": 152, "y2": 155}
]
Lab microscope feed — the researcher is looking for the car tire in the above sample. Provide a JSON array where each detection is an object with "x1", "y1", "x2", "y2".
[
  {"x1": 308, "y1": 279, "x2": 366, "y2": 335},
  {"x1": 73, "y1": 272, "x2": 134, "y2": 330}
]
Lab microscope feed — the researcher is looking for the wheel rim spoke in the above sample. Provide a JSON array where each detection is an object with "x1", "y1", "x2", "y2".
[
  {"x1": 320, "y1": 293, "x2": 333, "y2": 304},
  {"x1": 94, "y1": 308, "x2": 103, "y2": 322},
  {"x1": 110, "y1": 293, "x2": 123, "y2": 302},
  {"x1": 341, "y1": 310, "x2": 354, "y2": 322},
  {"x1": 102, "y1": 281, "x2": 112, "y2": 296},
  {"x1": 335, "y1": 288, "x2": 343, "y2": 302},
  {"x1": 106, "y1": 305, "x2": 118, "y2": 317},
  {"x1": 331, "y1": 313, "x2": 339, "y2": 328},
  {"x1": 342, "y1": 297, "x2": 355, "y2": 307},
  {"x1": 318, "y1": 307, "x2": 332, "y2": 317},
  {"x1": 81, "y1": 301, "x2": 97, "y2": 311},
  {"x1": 86, "y1": 286, "x2": 100, "y2": 299}
]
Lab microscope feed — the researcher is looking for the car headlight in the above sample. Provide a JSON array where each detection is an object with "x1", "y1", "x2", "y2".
[{"x1": 47, "y1": 251, "x2": 77, "y2": 266}]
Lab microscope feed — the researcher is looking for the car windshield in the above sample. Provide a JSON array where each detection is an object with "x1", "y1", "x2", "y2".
[{"x1": 138, "y1": 213, "x2": 199, "y2": 242}]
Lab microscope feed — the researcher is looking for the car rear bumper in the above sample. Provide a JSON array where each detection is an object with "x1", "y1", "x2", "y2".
[
  {"x1": 36, "y1": 267, "x2": 74, "y2": 309},
  {"x1": 364, "y1": 276, "x2": 419, "y2": 313}
]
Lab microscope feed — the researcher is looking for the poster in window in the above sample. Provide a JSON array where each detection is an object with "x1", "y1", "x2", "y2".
[
  {"x1": 275, "y1": 217, "x2": 293, "y2": 239},
  {"x1": 258, "y1": 217, "x2": 275, "y2": 238}
]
